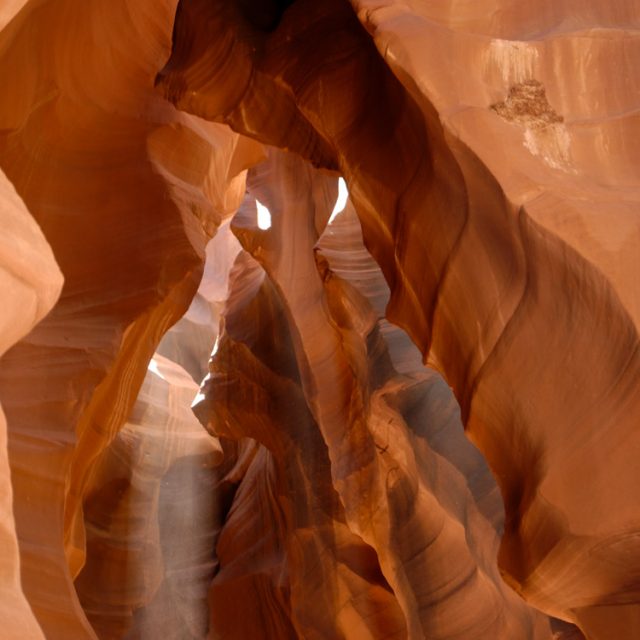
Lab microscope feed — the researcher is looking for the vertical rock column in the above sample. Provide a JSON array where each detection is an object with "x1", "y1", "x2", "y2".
[
  {"x1": 197, "y1": 147, "x2": 551, "y2": 639},
  {"x1": 0, "y1": 169, "x2": 63, "y2": 639}
]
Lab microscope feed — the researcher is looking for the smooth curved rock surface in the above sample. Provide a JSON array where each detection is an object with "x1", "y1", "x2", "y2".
[
  {"x1": 316, "y1": 199, "x2": 505, "y2": 529},
  {"x1": 159, "y1": 2, "x2": 640, "y2": 636},
  {"x1": 0, "y1": 2, "x2": 258, "y2": 638},
  {"x1": 195, "y1": 147, "x2": 554, "y2": 638},
  {"x1": 75, "y1": 353, "x2": 222, "y2": 640},
  {"x1": 0, "y1": 168, "x2": 63, "y2": 639},
  {"x1": 156, "y1": 221, "x2": 244, "y2": 384},
  {"x1": 0, "y1": 0, "x2": 637, "y2": 638},
  {"x1": 200, "y1": 254, "x2": 409, "y2": 639}
]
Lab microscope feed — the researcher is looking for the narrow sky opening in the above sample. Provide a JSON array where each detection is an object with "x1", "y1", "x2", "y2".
[
  {"x1": 191, "y1": 338, "x2": 217, "y2": 407},
  {"x1": 256, "y1": 198, "x2": 272, "y2": 230},
  {"x1": 147, "y1": 357, "x2": 166, "y2": 381},
  {"x1": 329, "y1": 177, "x2": 349, "y2": 224}
]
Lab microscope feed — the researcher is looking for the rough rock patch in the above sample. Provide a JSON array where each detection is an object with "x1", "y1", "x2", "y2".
[{"x1": 491, "y1": 79, "x2": 563, "y2": 129}]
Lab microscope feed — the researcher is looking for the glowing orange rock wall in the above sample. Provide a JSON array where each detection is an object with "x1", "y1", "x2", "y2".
[
  {"x1": 195, "y1": 147, "x2": 554, "y2": 638},
  {"x1": 158, "y1": 1, "x2": 640, "y2": 637},
  {"x1": 0, "y1": 168, "x2": 62, "y2": 640},
  {"x1": 0, "y1": 0, "x2": 637, "y2": 639},
  {"x1": 0, "y1": 1, "x2": 256, "y2": 637}
]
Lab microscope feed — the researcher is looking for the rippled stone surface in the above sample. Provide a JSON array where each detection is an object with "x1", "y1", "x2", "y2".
[
  {"x1": 158, "y1": 2, "x2": 640, "y2": 636},
  {"x1": 0, "y1": 0, "x2": 638, "y2": 638},
  {"x1": 0, "y1": 2, "x2": 256, "y2": 637},
  {"x1": 0, "y1": 168, "x2": 63, "y2": 639}
]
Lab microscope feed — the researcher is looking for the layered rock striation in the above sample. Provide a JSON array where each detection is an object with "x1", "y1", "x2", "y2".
[
  {"x1": 0, "y1": 1, "x2": 258, "y2": 637},
  {"x1": 157, "y1": 1, "x2": 640, "y2": 636},
  {"x1": 0, "y1": 168, "x2": 63, "y2": 640},
  {"x1": 75, "y1": 353, "x2": 223, "y2": 639},
  {"x1": 194, "y1": 147, "x2": 554, "y2": 638},
  {"x1": 0, "y1": 0, "x2": 637, "y2": 638}
]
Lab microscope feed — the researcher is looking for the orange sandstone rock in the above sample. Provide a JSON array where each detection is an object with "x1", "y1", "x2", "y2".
[
  {"x1": 160, "y1": 1, "x2": 640, "y2": 637},
  {"x1": 0, "y1": 0, "x2": 636, "y2": 638},
  {"x1": 0, "y1": 168, "x2": 62, "y2": 640},
  {"x1": 0, "y1": 1, "x2": 258, "y2": 637},
  {"x1": 75, "y1": 354, "x2": 222, "y2": 639},
  {"x1": 195, "y1": 147, "x2": 552, "y2": 638}
]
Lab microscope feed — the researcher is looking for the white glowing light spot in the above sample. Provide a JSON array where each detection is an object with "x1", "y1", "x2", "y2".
[
  {"x1": 147, "y1": 358, "x2": 166, "y2": 381},
  {"x1": 191, "y1": 391, "x2": 206, "y2": 408},
  {"x1": 256, "y1": 199, "x2": 272, "y2": 230},
  {"x1": 329, "y1": 177, "x2": 348, "y2": 224},
  {"x1": 191, "y1": 362, "x2": 214, "y2": 409}
]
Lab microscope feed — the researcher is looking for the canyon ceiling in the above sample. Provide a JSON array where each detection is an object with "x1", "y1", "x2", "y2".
[{"x1": 0, "y1": 0, "x2": 639, "y2": 639}]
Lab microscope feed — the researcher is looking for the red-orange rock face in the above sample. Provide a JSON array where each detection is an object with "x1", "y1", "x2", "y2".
[
  {"x1": 0, "y1": 167, "x2": 62, "y2": 640},
  {"x1": 0, "y1": 0, "x2": 638, "y2": 638}
]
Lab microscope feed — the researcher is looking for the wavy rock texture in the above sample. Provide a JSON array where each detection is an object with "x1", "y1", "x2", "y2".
[
  {"x1": 318, "y1": 202, "x2": 587, "y2": 640},
  {"x1": 74, "y1": 353, "x2": 223, "y2": 640},
  {"x1": 0, "y1": 169, "x2": 63, "y2": 639},
  {"x1": 0, "y1": 0, "x2": 637, "y2": 639},
  {"x1": 194, "y1": 147, "x2": 554, "y2": 638},
  {"x1": 197, "y1": 251, "x2": 409, "y2": 639},
  {"x1": 158, "y1": 1, "x2": 640, "y2": 637},
  {"x1": 0, "y1": 2, "x2": 259, "y2": 638},
  {"x1": 316, "y1": 197, "x2": 505, "y2": 529},
  {"x1": 72, "y1": 223, "x2": 244, "y2": 640}
]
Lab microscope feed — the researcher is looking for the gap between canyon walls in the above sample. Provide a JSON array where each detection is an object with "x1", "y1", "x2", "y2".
[
  {"x1": 0, "y1": 1, "x2": 262, "y2": 638},
  {"x1": 195, "y1": 147, "x2": 553, "y2": 639},
  {"x1": 157, "y1": 1, "x2": 640, "y2": 639},
  {"x1": 0, "y1": 0, "x2": 635, "y2": 639}
]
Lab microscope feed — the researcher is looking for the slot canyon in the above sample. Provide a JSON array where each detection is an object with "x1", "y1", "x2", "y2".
[{"x1": 0, "y1": 0, "x2": 639, "y2": 638}]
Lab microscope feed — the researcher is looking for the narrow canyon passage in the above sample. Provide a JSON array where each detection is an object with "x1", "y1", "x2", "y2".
[{"x1": 0, "y1": 0, "x2": 638, "y2": 639}]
